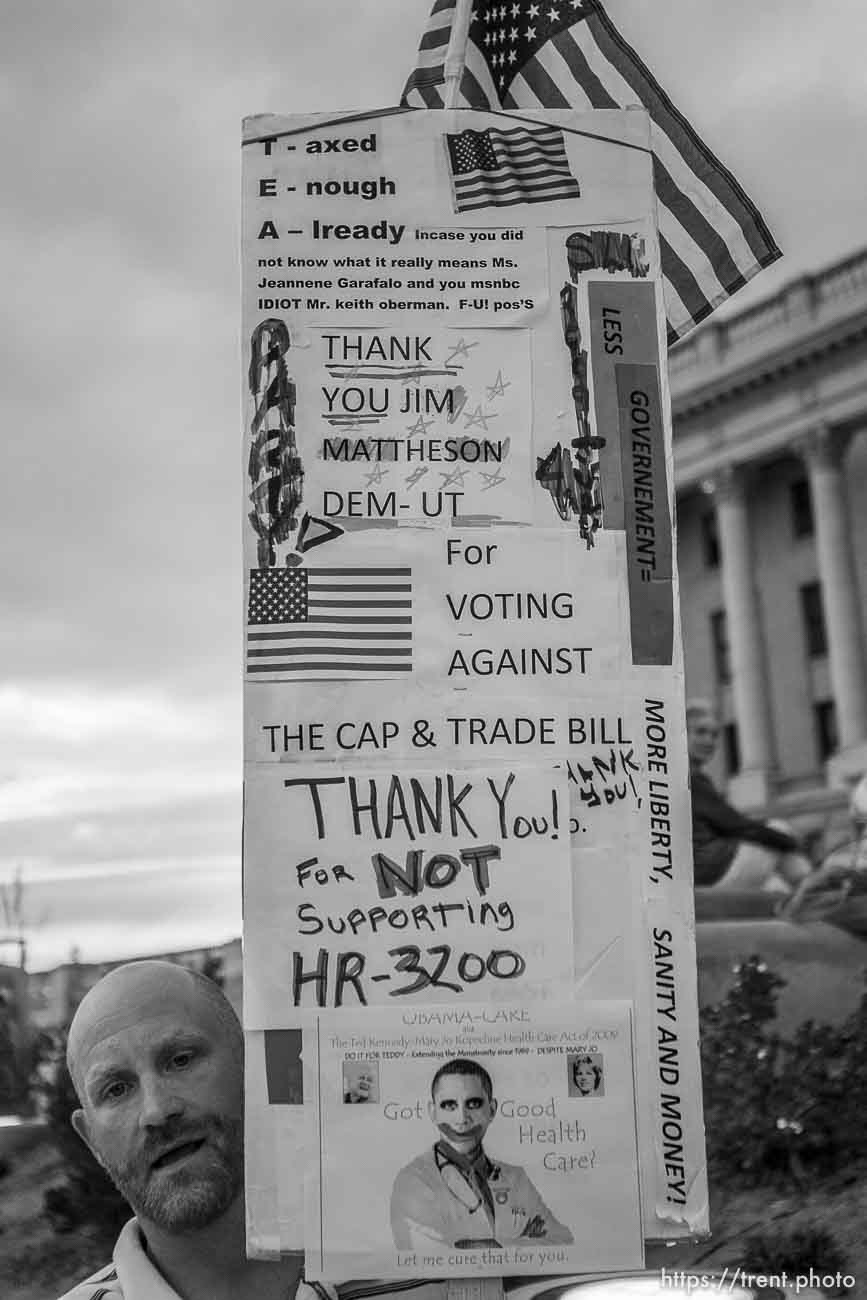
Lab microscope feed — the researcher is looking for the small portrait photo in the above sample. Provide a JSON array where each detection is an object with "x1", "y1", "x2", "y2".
[
  {"x1": 343, "y1": 1058, "x2": 380, "y2": 1104},
  {"x1": 567, "y1": 1052, "x2": 604, "y2": 1098}
]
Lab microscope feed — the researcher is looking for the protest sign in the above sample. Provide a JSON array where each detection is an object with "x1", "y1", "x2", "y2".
[
  {"x1": 241, "y1": 106, "x2": 707, "y2": 1260},
  {"x1": 303, "y1": 1001, "x2": 642, "y2": 1280},
  {"x1": 243, "y1": 759, "x2": 572, "y2": 1021}
]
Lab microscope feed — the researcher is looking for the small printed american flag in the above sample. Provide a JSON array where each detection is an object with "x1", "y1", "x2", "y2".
[
  {"x1": 246, "y1": 567, "x2": 412, "y2": 679},
  {"x1": 445, "y1": 123, "x2": 580, "y2": 212}
]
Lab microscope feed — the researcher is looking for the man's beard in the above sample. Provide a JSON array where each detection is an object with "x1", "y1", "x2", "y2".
[{"x1": 104, "y1": 1114, "x2": 244, "y2": 1232}]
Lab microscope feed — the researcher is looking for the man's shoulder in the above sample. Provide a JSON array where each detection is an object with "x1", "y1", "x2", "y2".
[
  {"x1": 56, "y1": 1259, "x2": 123, "y2": 1300},
  {"x1": 393, "y1": 1147, "x2": 436, "y2": 1183}
]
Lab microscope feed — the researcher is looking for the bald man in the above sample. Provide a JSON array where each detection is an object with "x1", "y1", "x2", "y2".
[{"x1": 58, "y1": 961, "x2": 445, "y2": 1300}]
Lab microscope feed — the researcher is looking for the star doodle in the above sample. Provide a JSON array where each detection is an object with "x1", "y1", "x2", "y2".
[
  {"x1": 486, "y1": 370, "x2": 511, "y2": 400},
  {"x1": 444, "y1": 337, "x2": 479, "y2": 366},
  {"x1": 405, "y1": 413, "x2": 435, "y2": 437},
  {"x1": 480, "y1": 468, "x2": 507, "y2": 491},
  {"x1": 364, "y1": 464, "x2": 390, "y2": 487},
  {"x1": 440, "y1": 466, "x2": 470, "y2": 490},
  {"x1": 405, "y1": 465, "x2": 430, "y2": 487},
  {"x1": 464, "y1": 404, "x2": 497, "y2": 432}
]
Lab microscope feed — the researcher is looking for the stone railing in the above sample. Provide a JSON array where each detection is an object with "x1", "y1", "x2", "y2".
[
  {"x1": 669, "y1": 245, "x2": 867, "y2": 386},
  {"x1": 815, "y1": 246, "x2": 867, "y2": 305}
]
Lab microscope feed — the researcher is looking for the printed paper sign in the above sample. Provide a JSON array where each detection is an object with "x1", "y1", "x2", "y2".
[
  {"x1": 304, "y1": 1000, "x2": 643, "y2": 1279},
  {"x1": 243, "y1": 761, "x2": 572, "y2": 1025},
  {"x1": 263, "y1": 326, "x2": 535, "y2": 530},
  {"x1": 244, "y1": 526, "x2": 625, "y2": 685}
]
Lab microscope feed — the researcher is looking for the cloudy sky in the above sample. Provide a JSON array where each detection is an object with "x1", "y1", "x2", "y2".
[{"x1": 2, "y1": 0, "x2": 866, "y2": 971}]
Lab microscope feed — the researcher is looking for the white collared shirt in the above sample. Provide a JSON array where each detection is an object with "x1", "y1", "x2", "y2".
[{"x1": 57, "y1": 1219, "x2": 450, "y2": 1300}]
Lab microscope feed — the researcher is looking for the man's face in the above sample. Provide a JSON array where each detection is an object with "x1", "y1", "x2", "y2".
[
  {"x1": 73, "y1": 1009, "x2": 243, "y2": 1233},
  {"x1": 687, "y1": 711, "x2": 719, "y2": 765},
  {"x1": 347, "y1": 1064, "x2": 374, "y2": 1101},
  {"x1": 428, "y1": 1073, "x2": 496, "y2": 1154}
]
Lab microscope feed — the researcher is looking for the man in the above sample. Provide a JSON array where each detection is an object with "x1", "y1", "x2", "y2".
[
  {"x1": 390, "y1": 1058, "x2": 573, "y2": 1252},
  {"x1": 687, "y1": 700, "x2": 812, "y2": 893},
  {"x1": 343, "y1": 1061, "x2": 377, "y2": 1104},
  {"x1": 58, "y1": 961, "x2": 444, "y2": 1300}
]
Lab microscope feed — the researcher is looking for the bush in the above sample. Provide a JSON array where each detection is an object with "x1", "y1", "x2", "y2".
[
  {"x1": 35, "y1": 1030, "x2": 130, "y2": 1233},
  {"x1": 742, "y1": 1223, "x2": 851, "y2": 1295},
  {"x1": 700, "y1": 956, "x2": 867, "y2": 1187}
]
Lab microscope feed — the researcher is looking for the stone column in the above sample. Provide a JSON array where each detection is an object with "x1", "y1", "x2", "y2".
[
  {"x1": 801, "y1": 426, "x2": 867, "y2": 778},
  {"x1": 712, "y1": 464, "x2": 776, "y2": 805}
]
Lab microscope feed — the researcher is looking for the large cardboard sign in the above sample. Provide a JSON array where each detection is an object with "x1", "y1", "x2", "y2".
[{"x1": 241, "y1": 107, "x2": 707, "y2": 1264}]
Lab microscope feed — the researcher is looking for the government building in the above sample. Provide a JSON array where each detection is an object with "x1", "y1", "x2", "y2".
[{"x1": 670, "y1": 244, "x2": 867, "y2": 831}]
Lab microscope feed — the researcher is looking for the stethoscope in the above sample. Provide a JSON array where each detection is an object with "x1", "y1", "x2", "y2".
[{"x1": 434, "y1": 1146, "x2": 500, "y2": 1215}]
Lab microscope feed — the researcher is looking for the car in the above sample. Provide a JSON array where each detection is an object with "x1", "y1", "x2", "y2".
[{"x1": 505, "y1": 1270, "x2": 828, "y2": 1299}]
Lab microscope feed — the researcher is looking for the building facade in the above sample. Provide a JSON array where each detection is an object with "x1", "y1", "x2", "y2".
[{"x1": 671, "y1": 246, "x2": 867, "y2": 820}]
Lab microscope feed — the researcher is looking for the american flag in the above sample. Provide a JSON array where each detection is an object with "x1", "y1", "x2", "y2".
[
  {"x1": 446, "y1": 123, "x2": 580, "y2": 211},
  {"x1": 246, "y1": 567, "x2": 412, "y2": 679},
  {"x1": 402, "y1": 0, "x2": 781, "y2": 346}
]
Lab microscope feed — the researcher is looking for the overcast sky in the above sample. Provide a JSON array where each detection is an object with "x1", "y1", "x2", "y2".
[{"x1": 2, "y1": 0, "x2": 866, "y2": 971}]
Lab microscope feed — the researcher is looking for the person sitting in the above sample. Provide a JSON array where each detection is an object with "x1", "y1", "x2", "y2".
[
  {"x1": 779, "y1": 772, "x2": 867, "y2": 935},
  {"x1": 686, "y1": 700, "x2": 812, "y2": 896}
]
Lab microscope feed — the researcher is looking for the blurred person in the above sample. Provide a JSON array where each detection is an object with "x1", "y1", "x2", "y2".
[
  {"x1": 780, "y1": 772, "x2": 867, "y2": 935},
  {"x1": 686, "y1": 700, "x2": 811, "y2": 894},
  {"x1": 391, "y1": 1057, "x2": 572, "y2": 1252},
  {"x1": 58, "y1": 960, "x2": 443, "y2": 1300}
]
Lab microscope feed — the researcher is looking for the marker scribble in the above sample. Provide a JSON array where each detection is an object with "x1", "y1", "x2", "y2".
[
  {"x1": 535, "y1": 284, "x2": 605, "y2": 545},
  {"x1": 565, "y1": 229, "x2": 649, "y2": 281},
  {"x1": 248, "y1": 319, "x2": 304, "y2": 567}
]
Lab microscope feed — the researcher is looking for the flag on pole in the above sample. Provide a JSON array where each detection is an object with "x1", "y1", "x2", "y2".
[
  {"x1": 446, "y1": 122, "x2": 581, "y2": 211},
  {"x1": 401, "y1": 0, "x2": 781, "y2": 345}
]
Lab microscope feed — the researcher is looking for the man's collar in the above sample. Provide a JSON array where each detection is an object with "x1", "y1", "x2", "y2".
[
  {"x1": 115, "y1": 1221, "x2": 325, "y2": 1300},
  {"x1": 114, "y1": 1220, "x2": 180, "y2": 1299},
  {"x1": 435, "y1": 1139, "x2": 493, "y2": 1181}
]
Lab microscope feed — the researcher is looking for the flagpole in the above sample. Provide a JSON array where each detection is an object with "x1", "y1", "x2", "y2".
[{"x1": 443, "y1": 0, "x2": 474, "y2": 107}]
